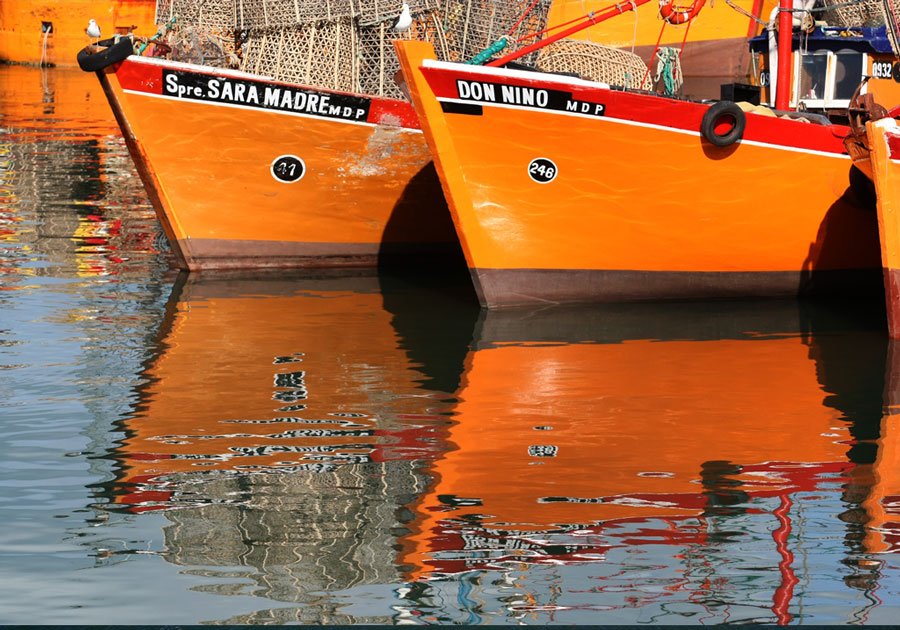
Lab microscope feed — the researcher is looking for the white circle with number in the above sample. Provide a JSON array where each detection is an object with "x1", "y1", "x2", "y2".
[{"x1": 527, "y1": 157, "x2": 557, "y2": 184}]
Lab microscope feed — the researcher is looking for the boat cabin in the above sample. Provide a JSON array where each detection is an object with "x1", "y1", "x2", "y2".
[{"x1": 749, "y1": 25, "x2": 900, "y2": 120}]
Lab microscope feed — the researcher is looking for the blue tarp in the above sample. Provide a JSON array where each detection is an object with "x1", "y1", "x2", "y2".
[{"x1": 749, "y1": 24, "x2": 894, "y2": 54}]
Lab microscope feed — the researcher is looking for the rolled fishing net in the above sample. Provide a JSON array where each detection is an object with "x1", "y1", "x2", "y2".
[{"x1": 152, "y1": 0, "x2": 553, "y2": 97}]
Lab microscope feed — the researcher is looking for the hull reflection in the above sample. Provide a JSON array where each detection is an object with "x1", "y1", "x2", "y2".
[
  {"x1": 397, "y1": 300, "x2": 899, "y2": 623},
  {"x1": 97, "y1": 280, "x2": 900, "y2": 624},
  {"x1": 112, "y1": 271, "x2": 471, "y2": 508},
  {"x1": 0, "y1": 64, "x2": 161, "y2": 280},
  {"x1": 103, "y1": 271, "x2": 476, "y2": 623}
]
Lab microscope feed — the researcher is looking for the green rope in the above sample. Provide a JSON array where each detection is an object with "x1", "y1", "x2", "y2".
[
  {"x1": 137, "y1": 16, "x2": 177, "y2": 55},
  {"x1": 654, "y1": 47, "x2": 682, "y2": 96},
  {"x1": 466, "y1": 36, "x2": 509, "y2": 65}
]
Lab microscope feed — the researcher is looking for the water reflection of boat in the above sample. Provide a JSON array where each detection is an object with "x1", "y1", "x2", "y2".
[
  {"x1": 0, "y1": 64, "x2": 162, "y2": 280},
  {"x1": 102, "y1": 271, "x2": 476, "y2": 624},
  {"x1": 111, "y1": 271, "x2": 475, "y2": 509},
  {"x1": 0, "y1": 0, "x2": 156, "y2": 67},
  {"x1": 393, "y1": 298, "x2": 899, "y2": 623},
  {"x1": 94, "y1": 271, "x2": 900, "y2": 623}
]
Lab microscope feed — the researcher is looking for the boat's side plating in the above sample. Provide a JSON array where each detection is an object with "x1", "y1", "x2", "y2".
[
  {"x1": 98, "y1": 56, "x2": 458, "y2": 270},
  {"x1": 396, "y1": 40, "x2": 882, "y2": 307},
  {"x1": 867, "y1": 118, "x2": 900, "y2": 336}
]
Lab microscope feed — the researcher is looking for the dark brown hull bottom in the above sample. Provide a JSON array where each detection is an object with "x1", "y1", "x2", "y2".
[
  {"x1": 470, "y1": 268, "x2": 886, "y2": 309},
  {"x1": 885, "y1": 267, "x2": 900, "y2": 338},
  {"x1": 178, "y1": 238, "x2": 465, "y2": 272}
]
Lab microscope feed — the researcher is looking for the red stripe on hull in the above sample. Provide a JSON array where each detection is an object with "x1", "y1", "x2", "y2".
[{"x1": 421, "y1": 61, "x2": 850, "y2": 154}]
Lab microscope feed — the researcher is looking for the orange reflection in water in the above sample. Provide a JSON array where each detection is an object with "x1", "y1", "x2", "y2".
[
  {"x1": 113, "y1": 273, "x2": 454, "y2": 512},
  {"x1": 101, "y1": 278, "x2": 900, "y2": 622},
  {"x1": 1, "y1": 63, "x2": 159, "y2": 281},
  {"x1": 399, "y1": 303, "x2": 900, "y2": 590},
  {"x1": 0, "y1": 64, "x2": 118, "y2": 137}
]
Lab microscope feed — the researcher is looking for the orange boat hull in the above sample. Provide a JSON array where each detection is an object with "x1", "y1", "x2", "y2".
[
  {"x1": 0, "y1": 0, "x2": 155, "y2": 67},
  {"x1": 94, "y1": 56, "x2": 460, "y2": 271},
  {"x1": 396, "y1": 40, "x2": 882, "y2": 307},
  {"x1": 865, "y1": 118, "x2": 900, "y2": 338}
]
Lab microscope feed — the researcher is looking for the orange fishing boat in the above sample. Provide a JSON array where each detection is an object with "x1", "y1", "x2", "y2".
[
  {"x1": 393, "y1": 1, "x2": 900, "y2": 308},
  {"x1": 0, "y1": 0, "x2": 156, "y2": 67},
  {"x1": 75, "y1": 0, "x2": 774, "y2": 271},
  {"x1": 90, "y1": 54, "x2": 461, "y2": 271},
  {"x1": 77, "y1": 0, "x2": 566, "y2": 271}
]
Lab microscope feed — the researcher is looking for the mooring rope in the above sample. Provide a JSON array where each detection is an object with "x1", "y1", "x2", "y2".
[{"x1": 654, "y1": 46, "x2": 683, "y2": 94}]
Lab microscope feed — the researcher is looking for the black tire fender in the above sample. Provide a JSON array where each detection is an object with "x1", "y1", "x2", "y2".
[
  {"x1": 700, "y1": 100, "x2": 746, "y2": 147},
  {"x1": 77, "y1": 36, "x2": 133, "y2": 72}
]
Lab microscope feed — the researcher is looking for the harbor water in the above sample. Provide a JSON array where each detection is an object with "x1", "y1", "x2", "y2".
[{"x1": 2, "y1": 63, "x2": 900, "y2": 625}]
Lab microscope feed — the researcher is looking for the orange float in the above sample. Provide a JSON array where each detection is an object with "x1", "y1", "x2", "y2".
[{"x1": 658, "y1": 0, "x2": 707, "y2": 25}]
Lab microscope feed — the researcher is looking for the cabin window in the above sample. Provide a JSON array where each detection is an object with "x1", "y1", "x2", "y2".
[
  {"x1": 794, "y1": 49, "x2": 867, "y2": 109},
  {"x1": 799, "y1": 51, "x2": 828, "y2": 100},
  {"x1": 833, "y1": 51, "x2": 864, "y2": 100}
]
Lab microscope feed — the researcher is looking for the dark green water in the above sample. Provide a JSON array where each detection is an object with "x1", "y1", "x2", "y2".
[{"x1": 2, "y1": 63, "x2": 900, "y2": 625}]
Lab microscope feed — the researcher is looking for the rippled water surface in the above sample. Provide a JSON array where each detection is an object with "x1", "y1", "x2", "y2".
[{"x1": 3, "y1": 63, "x2": 900, "y2": 625}]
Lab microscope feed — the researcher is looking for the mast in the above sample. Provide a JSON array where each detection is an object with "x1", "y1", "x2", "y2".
[{"x1": 775, "y1": 0, "x2": 794, "y2": 110}]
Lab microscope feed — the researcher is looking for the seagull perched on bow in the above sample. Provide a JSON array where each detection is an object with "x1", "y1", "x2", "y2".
[
  {"x1": 86, "y1": 19, "x2": 101, "y2": 42},
  {"x1": 392, "y1": 3, "x2": 412, "y2": 32}
]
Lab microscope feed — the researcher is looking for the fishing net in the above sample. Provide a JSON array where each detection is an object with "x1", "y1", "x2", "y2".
[
  {"x1": 536, "y1": 39, "x2": 651, "y2": 90},
  {"x1": 355, "y1": 14, "x2": 449, "y2": 97},
  {"x1": 437, "y1": 0, "x2": 552, "y2": 65},
  {"x1": 165, "y1": 26, "x2": 232, "y2": 67},
  {"x1": 155, "y1": 0, "x2": 240, "y2": 59},
  {"x1": 240, "y1": 7, "x2": 448, "y2": 97},
  {"x1": 156, "y1": 0, "x2": 236, "y2": 30},
  {"x1": 881, "y1": 0, "x2": 900, "y2": 55},
  {"x1": 152, "y1": 0, "x2": 554, "y2": 97},
  {"x1": 232, "y1": 0, "x2": 441, "y2": 28},
  {"x1": 820, "y1": 0, "x2": 887, "y2": 27},
  {"x1": 241, "y1": 19, "x2": 358, "y2": 92},
  {"x1": 821, "y1": 0, "x2": 900, "y2": 57}
]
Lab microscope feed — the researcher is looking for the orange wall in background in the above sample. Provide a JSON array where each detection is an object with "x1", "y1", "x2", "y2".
[{"x1": 0, "y1": 0, "x2": 156, "y2": 67}]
